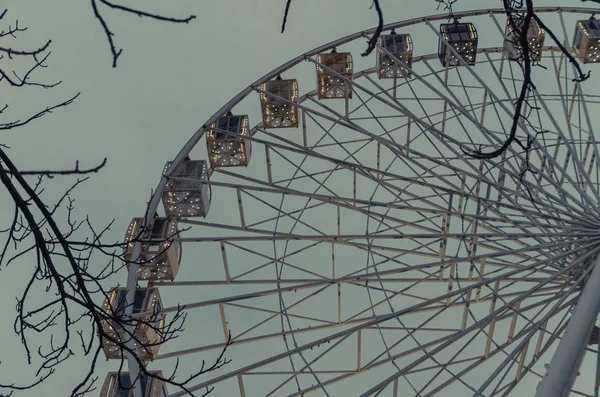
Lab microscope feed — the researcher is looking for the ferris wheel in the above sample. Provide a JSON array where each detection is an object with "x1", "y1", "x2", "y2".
[{"x1": 98, "y1": 6, "x2": 600, "y2": 397}]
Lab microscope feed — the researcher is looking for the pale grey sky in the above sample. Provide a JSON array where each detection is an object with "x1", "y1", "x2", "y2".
[{"x1": 1, "y1": 1, "x2": 598, "y2": 396}]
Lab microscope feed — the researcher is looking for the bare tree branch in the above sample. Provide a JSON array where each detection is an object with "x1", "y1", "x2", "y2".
[
  {"x1": 90, "y1": 0, "x2": 196, "y2": 67},
  {"x1": 281, "y1": 0, "x2": 293, "y2": 33},
  {"x1": 0, "y1": 93, "x2": 80, "y2": 130},
  {"x1": 5, "y1": 159, "x2": 107, "y2": 177},
  {"x1": 464, "y1": 0, "x2": 590, "y2": 160},
  {"x1": 0, "y1": 5, "x2": 228, "y2": 396},
  {"x1": 362, "y1": 0, "x2": 384, "y2": 57}
]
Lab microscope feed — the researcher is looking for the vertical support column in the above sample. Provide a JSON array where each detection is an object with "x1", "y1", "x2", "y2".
[{"x1": 535, "y1": 255, "x2": 600, "y2": 397}]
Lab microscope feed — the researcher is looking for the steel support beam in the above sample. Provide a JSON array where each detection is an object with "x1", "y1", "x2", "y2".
[{"x1": 535, "y1": 255, "x2": 600, "y2": 397}]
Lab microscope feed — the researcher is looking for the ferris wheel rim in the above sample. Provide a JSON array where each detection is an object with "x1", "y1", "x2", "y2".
[{"x1": 115, "y1": 5, "x2": 600, "y2": 397}]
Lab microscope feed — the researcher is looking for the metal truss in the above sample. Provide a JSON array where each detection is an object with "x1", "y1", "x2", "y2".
[{"x1": 116, "y1": 7, "x2": 600, "y2": 397}]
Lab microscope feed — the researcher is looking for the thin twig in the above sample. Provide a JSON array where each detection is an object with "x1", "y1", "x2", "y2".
[{"x1": 281, "y1": 0, "x2": 293, "y2": 33}]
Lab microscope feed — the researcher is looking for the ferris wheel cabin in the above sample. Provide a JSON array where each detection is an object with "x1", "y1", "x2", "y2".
[
  {"x1": 99, "y1": 371, "x2": 168, "y2": 397},
  {"x1": 504, "y1": 18, "x2": 545, "y2": 61},
  {"x1": 315, "y1": 51, "x2": 353, "y2": 99},
  {"x1": 123, "y1": 217, "x2": 182, "y2": 281},
  {"x1": 377, "y1": 32, "x2": 413, "y2": 79},
  {"x1": 260, "y1": 78, "x2": 299, "y2": 128},
  {"x1": 100, "y1": 287, "x2": 165, "y2": 361},
  {"x1": 438, "y1": 22, "x2": 478, "y2": 67},
  {"x1": 573, "y1": 18, "x2": 600, "y2": 63},
  {"x1": 207, "y1": 114, "x2": 251, "y2": 168},
  {"x1": 162, "y1": 159, "x2": 211, "y2": 218}
]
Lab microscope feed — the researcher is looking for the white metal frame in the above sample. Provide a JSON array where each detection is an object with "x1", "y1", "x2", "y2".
[{"x1": 115, "y1": 7, "x2": 600, "y2": 397}]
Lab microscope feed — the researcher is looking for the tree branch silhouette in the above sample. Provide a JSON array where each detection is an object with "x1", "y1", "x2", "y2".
[{"x1": 0, "y1": 5, "x2": 229, "y2": 396}]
